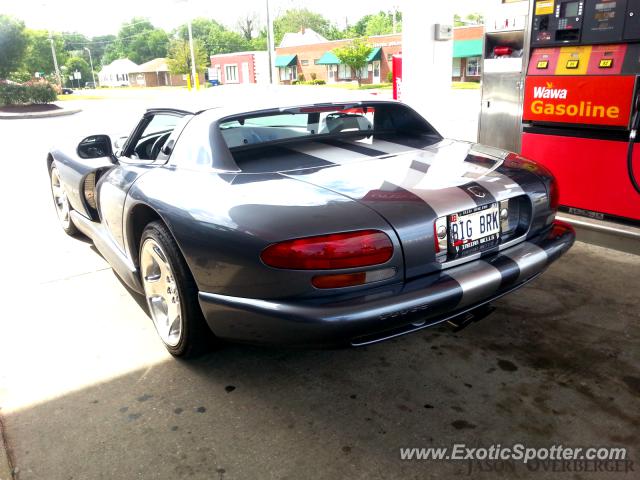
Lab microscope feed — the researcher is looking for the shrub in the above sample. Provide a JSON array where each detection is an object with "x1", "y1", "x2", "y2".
[
  {"x1": 298, "y1": 73, "x2": 305, "y2": 82},
  {"x1": 28, "y1": 82, "x2": 57, "y2": 103},
  {"x1": 0, "y1": 80, "x2": 57, "y2": 105},
  {"x1": 387, "y1": 71, "x2": 393, "y2": 83},
  {"x1": 313, "y1": 79, "x2": 326, "y2": 85},
  {"x1": 310, "y1": 72, "x2": 317, "y2": 80}
]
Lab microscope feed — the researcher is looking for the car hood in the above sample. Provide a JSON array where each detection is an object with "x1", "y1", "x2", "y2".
[{"x1": 284, "y1": 138, "x2": 529, "y2": 278}]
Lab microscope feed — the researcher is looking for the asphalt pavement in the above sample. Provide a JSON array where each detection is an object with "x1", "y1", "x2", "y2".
[{"x1": 1, "y1": 86, "x2": 638, "y2": 480}]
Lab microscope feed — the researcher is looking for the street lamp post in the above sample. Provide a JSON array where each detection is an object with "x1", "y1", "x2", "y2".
[
  {"x1": 187, "y1": 19, "x2": 199, "y2": 90},
  {"x1": 48, "y1": 31, "x2": 62, "y2": 87},
  {"x1": 266, "y1": 0, "x2": 275, "y2": 84},
  {"x1": 84, "y1": 47, "x2": 97, "y2": 87}
]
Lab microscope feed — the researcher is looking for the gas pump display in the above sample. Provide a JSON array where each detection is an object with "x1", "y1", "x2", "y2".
[{"x1": 522, "y1": 0, "x2": 640, "y2": 223}]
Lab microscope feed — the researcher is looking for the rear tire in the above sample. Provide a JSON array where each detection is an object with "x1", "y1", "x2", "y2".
[
  {"x1": 139, "y1": 221, "x2": 213, "y2": 358},
  {"x1": 49, "y1": 163, "x2": 79, "y2": 236}
]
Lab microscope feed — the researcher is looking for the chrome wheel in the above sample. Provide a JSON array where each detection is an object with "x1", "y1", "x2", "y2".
[
  {"x1": 50, "y1": 167, "x2": 71, "y2": 229},
  {"x1": 140, "y1": 238, "x2": 182, "y2": 347}
]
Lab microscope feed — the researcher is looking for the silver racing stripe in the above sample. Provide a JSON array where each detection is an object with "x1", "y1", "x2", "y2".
[
  {"x1": 445, "y1": 261, "x2": 503, "y2": 308},
  {"x1": 396, "y1": 167, "x2": 479, "y2": 216},
  {"x1": 286, "y1": 142, "x2": 371, "y2": 165},
  {"x1": 501, "y1": 242, "x2": 548, "y2": 283},
  {"x1": 470, "y1": 171, "x2": 526, "y2": 202}
]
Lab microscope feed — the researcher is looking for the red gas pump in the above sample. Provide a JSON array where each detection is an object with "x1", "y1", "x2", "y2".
[
  {"x1": 522, "y1": 0, "x2": 640, "y2": 223},
  {"x1": 392, "y1": 54, "x2": 402, "y2": 101}
]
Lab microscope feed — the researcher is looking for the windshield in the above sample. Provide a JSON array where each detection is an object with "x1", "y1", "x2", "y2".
[{"x1": 219, "y1": 107, "x2": 376, "y2": 149}]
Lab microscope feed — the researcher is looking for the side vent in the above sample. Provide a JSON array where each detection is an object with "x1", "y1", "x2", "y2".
[{"x1": 84, "y1": 173, "x2": 97, "y2": 210}]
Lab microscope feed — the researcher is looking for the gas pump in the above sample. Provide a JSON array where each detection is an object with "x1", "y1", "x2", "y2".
[{"x1": 522, "y1": 0, "x2": 640, "y2": 223}]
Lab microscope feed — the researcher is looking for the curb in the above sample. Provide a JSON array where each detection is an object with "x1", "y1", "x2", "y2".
[
  {"x1": 0, "y1": 108, "x2": 82, "y2": 120},
  {"x1": 0, "y1": 416, "x2": 14, "y2": 480}
]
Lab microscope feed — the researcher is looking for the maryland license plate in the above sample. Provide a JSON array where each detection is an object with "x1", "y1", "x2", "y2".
[{"x1": 448, "y1": 203, "x2": 500, "y2": 257}]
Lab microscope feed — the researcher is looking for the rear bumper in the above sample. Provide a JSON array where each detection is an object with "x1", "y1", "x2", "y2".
[{"x1": 198, "y1": 221, "x2": 575, "y2": 347}]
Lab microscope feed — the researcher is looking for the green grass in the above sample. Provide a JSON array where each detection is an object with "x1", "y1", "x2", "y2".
[
  {"x1": 57, "y1": 94, "x2": 108, "y2": 101},
  {"x1": 313, "y1": 82, "x2": 393, "y2": 90},
  {"x1": 452, "y1": 81, "x2": 481, "y2": 89}
]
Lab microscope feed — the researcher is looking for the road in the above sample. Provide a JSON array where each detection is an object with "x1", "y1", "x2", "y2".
[{"x1": 1, "y1": 86, "x2": 638, "y2": 479}]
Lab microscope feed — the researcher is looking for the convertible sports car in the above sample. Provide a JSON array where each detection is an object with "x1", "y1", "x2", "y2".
[{"x1": 48, "y1": 94, "x2": 575, "y2": 357}]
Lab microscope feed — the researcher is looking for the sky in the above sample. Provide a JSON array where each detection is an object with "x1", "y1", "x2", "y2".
[{"x1": 0, "y1": 0, "x2": 491, "y2": 36}]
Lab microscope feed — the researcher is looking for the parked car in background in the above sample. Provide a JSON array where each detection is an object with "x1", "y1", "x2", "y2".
[
  {"x1": 46, "y1": 93, "x2": 575, "y2": 358},
  {"x1": 85, "y1": 82, "x2": 96, "y2": 89},
  {"x1": 61, "y1": 87, "x2": 73, "y2": 95}
]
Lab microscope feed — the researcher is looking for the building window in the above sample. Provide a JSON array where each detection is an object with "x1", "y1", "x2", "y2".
[
  {"x1": 387, "y1": 53, "x2": 394, "y2": 61},
  {"x1": 279, "y1": 66, "x2": 297, "y2": 81},
  {"x1": 338, "y1": 64, "x2": 352, "y2": 80},
  {"x1": 466, "y1": 57, "x2": 481, "y2": 76},
  {"x1": 225, "y1": 64, "x2": 239, "y2": 83},
  {"x1": 452, "y1": 58, "x2": 461, "y2": 77},
  {"x1": 358, "y1": 66, "x2": 368, "y2": 80},
  {"x1": 301, "y1": 59, "x2": 309, "y2": 66}
]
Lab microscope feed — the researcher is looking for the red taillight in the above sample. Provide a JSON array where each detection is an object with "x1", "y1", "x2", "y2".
[
  {"x1": 312, "y1": 272, "x2": 367, "y2": 288},
  {"x1": 260, "y1": 230, "x2": 393, "y2": 270}
]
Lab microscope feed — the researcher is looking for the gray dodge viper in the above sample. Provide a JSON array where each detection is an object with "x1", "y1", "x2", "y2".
[{"x1": 48, "y1": 94, "x2": 575, "y2": 357}]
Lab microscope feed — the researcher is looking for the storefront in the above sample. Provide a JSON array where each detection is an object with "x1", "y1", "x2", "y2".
[
  {"x1": 275, "y1": 34, "x2": 401, "y2": 85},
  {"x1": 275, "y1": 27, "x2": 484, "y2": 86},
  {"x1": 452, "y1": 26, "x2": 483, "y2": 82}
]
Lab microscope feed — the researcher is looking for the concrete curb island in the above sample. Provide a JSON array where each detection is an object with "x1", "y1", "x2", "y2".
[{"x1": 0, "y1": 108, "x2": 82, "y2": 120}]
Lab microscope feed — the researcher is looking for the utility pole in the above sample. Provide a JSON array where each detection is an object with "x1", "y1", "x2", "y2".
[
  {"x1": 187, "y1": 19, "x2": 199, "y2": 90},
  {"x1": 48, "y1": 31, "x2": 62, "y2": 86},
  {"x1": 84, "y1": 47, "x2": 97, "y2": 87},
  {"x1": 266, "y1": 0, "x2": 275, "y2": 84}
]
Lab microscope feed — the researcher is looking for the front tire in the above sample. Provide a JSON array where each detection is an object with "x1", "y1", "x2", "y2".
[
  {"x1": 50, "y1": 164, "x2": 79, "y2": 236},
  {"x1": 139, "y1": 221, "x2": 212, "y2": 357}
]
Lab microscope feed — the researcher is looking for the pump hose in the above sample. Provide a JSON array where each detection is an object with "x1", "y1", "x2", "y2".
[{"x1": 629, "y1": 100, "x2": 640, "y2": 195}]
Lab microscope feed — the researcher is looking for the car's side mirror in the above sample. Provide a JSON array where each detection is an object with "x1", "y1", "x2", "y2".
[{"x1": 77, "y1": 134, "x2": 115, "y2": 160}]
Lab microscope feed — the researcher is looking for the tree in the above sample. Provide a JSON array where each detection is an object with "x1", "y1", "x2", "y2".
[
  {"x1": 104, "y1": 18, "x2": 169, "y2": 64},
  {"x1": 0, "y1": 15, "x2": 28, "y2": 79},
  {"x1": 346, "y1": 10, "x2": 401, "y2": 37},
  {"x1": 64, "y1": 56, "x2": 91, "y2": 87},
  {"x1": 455, "y1": 13, "x2": 484, "y2": 26},
  {"x1": 22, "y1": 29, "x2": 68, "y2": 78},
  {"x1": 237, "y1": 13, "x2": 258, "y2": 41},
  {"x1": 88, "y1": 35, "x2": 116, "y2": 67},
  {"x1": 273, "y1": 9, "x2": 345, "y2": 45},
  {"x1": 333, "y1": 38, "x2": 372, "y2": 86},
  {"x1": 166, "y1": 38, "x2": 208, "y2": 75},
  {"x1": 175, "y1": 18, "x2": 251, "y2": 56}
]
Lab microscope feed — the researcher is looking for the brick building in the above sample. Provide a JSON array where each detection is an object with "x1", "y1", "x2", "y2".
[
  {"x1": 208, "y1": 51, "x2": 270, "y2": 85},
  {"x1": 128, "y1": 58, "x2": 204, "y2": 87},
  {"x1": 452, "y1": 26, "x2": 484, "y2": 82},
  {"x1": 275, "y1": 33, "x2": 402, "y2": 85},
  {"x1": 274, "y1": 26, "x2": 484, "y2": 85}
]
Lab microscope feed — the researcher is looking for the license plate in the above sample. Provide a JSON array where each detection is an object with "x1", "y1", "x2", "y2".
[{"x1": 448, "y1": 203, "x2": 500, "y2": 257}]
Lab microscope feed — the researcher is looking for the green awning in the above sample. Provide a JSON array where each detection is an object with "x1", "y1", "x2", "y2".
[
  {"x1": 275, "y1": 55, "x2": 297, "y2": 67},
  {"x1": 366, "y1": 47, "x2": 382, "y2": 62},
  {"x1": 317, "y1": 51, "x2": 340, "y2": 65},
  {"x1": 453, "y1": 39, "x2": 483, "y2": 58}
]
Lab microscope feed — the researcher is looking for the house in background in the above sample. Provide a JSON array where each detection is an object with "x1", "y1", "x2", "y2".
[
  {"x1": 98, "y1": 59, "x2": 138, "y2": 87},
  {"x1": 127, "y1": 58, "x2": 205, "y2": 87},
  {"x1": 209, "y1": 51, "x2": 270, "y2": 85}
]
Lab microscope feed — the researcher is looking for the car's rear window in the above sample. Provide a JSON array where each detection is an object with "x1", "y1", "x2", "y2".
[{"x1": 219, "y1": 107, "x2": 376, "y2": 149}]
